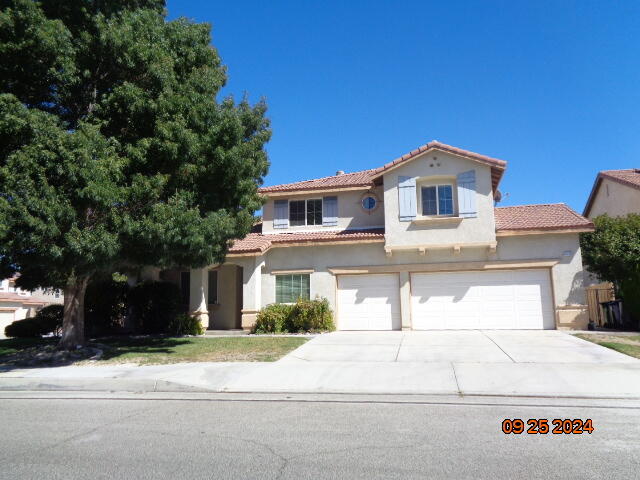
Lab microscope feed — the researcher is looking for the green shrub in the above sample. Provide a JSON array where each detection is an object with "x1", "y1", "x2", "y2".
[
  {"x1": 4, "y1": 305, "x2": 63, "y2": 338},
  {"x1": 253, "y1": 298, "x2": 334, "y2": 333},
  {"x1": 253, "y1": 303, "x2": 294, "y2": 333},
  {"x1": 5, "y1": 317, "x2": 42, "y2": 338},
  {"x1": 290, "y1": 297, "x2": 335, "y2": 332},
  {"x1": 85, "y1": 277, "x2": 130, "y2": 334},
  {"x1": 167, "y1": 314, "x2": 205, "y2": 336},
  {"x1": 128, "y1": 281, "x2": 182, "y2": 334},
  {"x1": 35, "y1": 304, "x2": 63, "y2": 336}
]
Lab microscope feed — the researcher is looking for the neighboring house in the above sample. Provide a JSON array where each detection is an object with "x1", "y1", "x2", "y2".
[
  {"x1": 0, "y1": 276, "x2": 63, "y2": 337},
  {"x1": 583, "y1": 169, "x2": 640, "y2": 219},
  {"x1": 166, "y1": 141, "x2": 594, "y2": 331},
  {"x1": 581, "y1": 169, "x2": 639, "y2": 313}
]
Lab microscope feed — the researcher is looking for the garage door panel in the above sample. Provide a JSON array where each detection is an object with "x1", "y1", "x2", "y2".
[
  {"x1": 411, "y1": 269, "x2": 554, "y2": 330},
  {"x1": 0, "y1": 311, "x2": 15, "y2": 338},
  {"x1": 337, "y1": 274, "x2": 400, "y2": 330}
]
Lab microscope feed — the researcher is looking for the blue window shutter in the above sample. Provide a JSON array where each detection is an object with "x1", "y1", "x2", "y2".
[
  {"x1": 457, "y1": 170, "x2": 477, "y2": 218},
  {"x1": 322, "y1": 196, "x2": 338, "y2": 226},
  {"x1": 398, "y1": 176, "x2": 417, "y2": 221},
  {"x1": 273, "y1": 200, "x2": 289, "y2": 228}
]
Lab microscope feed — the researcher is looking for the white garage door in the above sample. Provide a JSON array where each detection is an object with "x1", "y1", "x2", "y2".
[
  {"x1": 0, "y1": 310, "x2": 15, "y2": 338},
  {"x1": 411, "y1": 269, "x2": 554, "y2": 330},
  {"x1": 337, "y1": 274, "x2": 401, "y2": 330}
]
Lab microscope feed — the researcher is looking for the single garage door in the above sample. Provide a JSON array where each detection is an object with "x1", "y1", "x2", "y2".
[
  {"x1": 337, "y1": 274, "x2": 401, "y2": 330},
  {"x1": 0, "y1": 310, "x2": 15, "y2": 338},
  {"x1": 411, "y1": 269, "x2": 554, "y2": 330}
]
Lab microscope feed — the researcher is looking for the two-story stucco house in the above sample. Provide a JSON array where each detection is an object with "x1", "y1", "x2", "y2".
[
  {"x1": 583, "y1": 169, "x2": 640, "y2": 219},
  {"x1": 169, "y1": 141, "x2": 594, "y2": 332},
  {"x1": 0, "y1": 276, "x2": 63, "y2": 337}
]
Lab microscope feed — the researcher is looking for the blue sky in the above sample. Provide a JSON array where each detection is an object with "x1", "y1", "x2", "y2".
[{"x1": 167, "y1": 0, "x2": 640, "y2": 213}]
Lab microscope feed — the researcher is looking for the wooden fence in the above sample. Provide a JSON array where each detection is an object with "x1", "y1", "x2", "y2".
[{"x1": 586, "y1": 283, "x2": 615, "y2": 327}]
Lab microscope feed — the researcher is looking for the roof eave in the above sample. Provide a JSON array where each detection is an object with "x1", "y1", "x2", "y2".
[
  {"x1": 258, "y1": 184, "x2": 374, "y2": 196},
  {"x1": 582, "y1": 175, "x2": 602, "y2": 217},
  {"x1": 496, "y1": 226, "x2": 595, "y2": 237},
  {"x1": 370, "y1": 144, "x2": 507, "y2": 191}
]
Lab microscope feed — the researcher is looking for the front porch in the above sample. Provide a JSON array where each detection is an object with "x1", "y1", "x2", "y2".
[{"x1": 161, "y1": 256, "x2": 264, "y2": 331}]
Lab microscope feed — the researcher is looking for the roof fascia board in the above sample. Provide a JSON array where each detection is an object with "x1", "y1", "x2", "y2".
[{"x1": 260, "y1": 185, "x2": 372, "y2": 197}]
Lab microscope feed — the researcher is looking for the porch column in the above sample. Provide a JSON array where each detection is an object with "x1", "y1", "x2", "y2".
[
  {"x1": 189, "y1": 268, "x2": 209, "y2": 330},
  {"x1": 241, "y1": 256, "x2": 264, "y2": 330}
]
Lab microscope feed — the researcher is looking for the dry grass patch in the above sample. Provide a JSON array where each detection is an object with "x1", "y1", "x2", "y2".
[
  {"x1": 575, "y1": 334, "x2": 640, "y2": 360},
  {"x1": 0, "y1": 336, "x2": 308, "y2": 366}
]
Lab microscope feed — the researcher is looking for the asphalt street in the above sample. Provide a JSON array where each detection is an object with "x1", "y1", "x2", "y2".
[{"x1": 1, "y1": 393, "x2": 638, "y2": 479}]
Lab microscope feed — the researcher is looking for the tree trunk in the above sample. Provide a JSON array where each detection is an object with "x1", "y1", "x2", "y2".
[{"x1": 59, "y1": 276, "x2": 90, "y2": 350}]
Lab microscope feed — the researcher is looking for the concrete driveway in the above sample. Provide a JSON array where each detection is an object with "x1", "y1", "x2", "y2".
[
  {"x1": 283, "y1": 330, "x2": 638, "y2": 364},
  {"x1": 217, "y1": 330, "x2": 640, "y2": 398}
]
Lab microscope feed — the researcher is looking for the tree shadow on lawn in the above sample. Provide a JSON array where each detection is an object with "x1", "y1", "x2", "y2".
[
  {"x1": 96, "y1": 336, "x2": 191, "y2": 361},
  {"x1": 0, "y1": 335, "x2": 190, "y2": 371}
]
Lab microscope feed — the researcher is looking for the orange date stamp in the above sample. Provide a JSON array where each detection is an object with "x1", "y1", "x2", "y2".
[{"x1": 501, "y1": 418, "x2": 594, "y2": 435}]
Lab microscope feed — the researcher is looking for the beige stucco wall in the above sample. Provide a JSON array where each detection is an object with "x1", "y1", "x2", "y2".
[
  {"x1": 587, "y1": 179, "x2": 640, "y2": 218},
  {"x1": 261, "y1": 186, "x2": 385, "y2": 234},
  {"x1": 382, "y1": 151, "x2": 497, "y2": 247},
  {"x1": 255, "y1": 233, "x2": 586, "y2": 319}
]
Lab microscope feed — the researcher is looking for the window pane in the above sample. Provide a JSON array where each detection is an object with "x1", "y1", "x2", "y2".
[
  {"x1": 438, "y1": 185, "x2": 453, "y2": 215},
  {"x1": 422, "y1": 186, "x2": 437, "y2": 215},
  {"x1": 276, "y1": 276, "x2": 284, "y2": 303},
  {"x1": 289, "y1": 200, "x2": 305, "y2": 226},
  {"x1": 208, "y1": 270, "x2": 218, "y2": 304},
  {"x1": 306, "y1": 199, "x2": 323, "y2": 225},
  {"x1": 302, "y1": 274, "x2": 310, "y2": 299},
  {"x1": 275, "y1": 274, "x2": 310, "y2": 303},
  {"x1": 362, "y1": 196, "x2": 376, "y2": 210}
]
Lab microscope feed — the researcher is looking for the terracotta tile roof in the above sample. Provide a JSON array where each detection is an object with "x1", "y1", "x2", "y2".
[
  {"x1": 258, "y1": 141, "x2": 506, "y2": 194},
  {"x1": 258, "y1": 169, "x2": 378, "y2": 193},
  {"x1": 600, "y1": 169, "x2": 640, "y2": 190},
  {"x1": 584, "y1": 169, "x2": 640, "y2": 216},
  {"x1": 0, "y1": 292, "x2": 46, "y2": 305},
  {"x1": 228, "y1": 228, "x2": 385, "y2": 254},
  {"x1": 495, "y1": 204, "x2": 594, "y2": 233}
]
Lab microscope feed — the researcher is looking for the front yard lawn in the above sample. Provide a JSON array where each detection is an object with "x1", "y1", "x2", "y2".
[
  {"x1": 0, "y1": 336, "x2": 308, "y2": 366},
  {"x1": 0, "y1": 338, "x2": 56, "y2": 358},
  {"x1": 575, "y1": 334, "x2": 640, "y2": 360}
]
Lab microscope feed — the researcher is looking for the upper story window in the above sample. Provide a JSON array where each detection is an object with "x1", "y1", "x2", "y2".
[
  {"x1": 289, "y1": 199, "x2": 322, "y2": 226},
  {"x1": 421, "y1": 184, "x2": 454, "y2": 216}
]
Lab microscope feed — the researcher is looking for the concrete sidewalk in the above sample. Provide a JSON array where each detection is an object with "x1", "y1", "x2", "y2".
[{"x1": 1, "y1": 331, "x2": 640, "y2": 399}]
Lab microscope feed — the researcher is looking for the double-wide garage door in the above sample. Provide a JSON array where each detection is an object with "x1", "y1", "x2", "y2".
[{"x1": 337, "y1": 269, "x2": 554, "y2": 330}]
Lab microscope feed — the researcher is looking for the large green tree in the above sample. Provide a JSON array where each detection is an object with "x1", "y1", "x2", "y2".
[
  {"x1": 0, "y1": 0, "x2": 270, "y2": 347},
  {"x1": 580, "y1": 214, "x2": 640, "y2": 324}
]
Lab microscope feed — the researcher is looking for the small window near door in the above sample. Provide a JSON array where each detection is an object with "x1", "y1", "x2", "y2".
[
  {"x1": 421, "y1": 185, "x2": 454, "y2": 216},
  {"x1": 180, "y1": 271, "x2": 190, "y2": 306},
  {"x1": 275, "y1": 274, "x2": 310, "y2": 303},
  {"x1": 208, "y1": 270, "x2": 218, "y2": 304}
]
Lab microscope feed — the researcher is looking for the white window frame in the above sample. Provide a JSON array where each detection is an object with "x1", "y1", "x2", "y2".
[
  {"x1": 288, "y1": 198, "x2": 323, "y2": 227},
  {"x1": 420, "y1": 183, "x2": 456, "y2": 217},
  {"x1": 275, "y1": 273, "x2": 311, "y2": 304}
]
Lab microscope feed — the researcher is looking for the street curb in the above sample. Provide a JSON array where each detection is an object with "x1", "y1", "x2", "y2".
[
  {"x1": 0, "y1": 378, "x2": 214, "y2": 393},
  {"x1": 2, "y1": 378, "x2": 640, "y2": 401}
]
